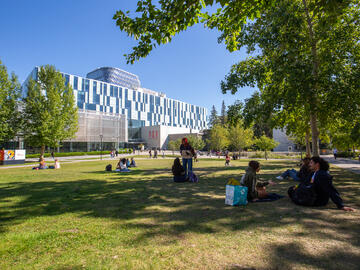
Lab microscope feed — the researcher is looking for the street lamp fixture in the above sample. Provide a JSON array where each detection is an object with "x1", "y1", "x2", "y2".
[{"x1": 100, "y1": 134, "x2": 103, "y2": 160}]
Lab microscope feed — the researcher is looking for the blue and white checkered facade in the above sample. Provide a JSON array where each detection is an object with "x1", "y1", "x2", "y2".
[{"x1": 24, "y1": 67, "x2": 208, "y2": 132}]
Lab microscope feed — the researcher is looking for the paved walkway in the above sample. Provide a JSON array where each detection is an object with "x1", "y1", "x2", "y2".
[{"x1": 322, "y1": 155, "x2": 360, "y2": 174}]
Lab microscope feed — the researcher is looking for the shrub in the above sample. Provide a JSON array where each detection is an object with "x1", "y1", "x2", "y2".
[
  {"x1": 26, "y1": 149, "x2": 132, "y2": 158},
  {"x1": 336, "y1": 151, "x2": 355, "y2": 158}
]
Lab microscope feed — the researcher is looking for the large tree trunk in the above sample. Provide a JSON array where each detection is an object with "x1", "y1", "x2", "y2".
[
  {"x1": 310, "y1": 113, "x2": 320, "y2": 156},
  {"x1": 305, "y1": 130, "x2": 311, "y2": 157},
  {"x1": 302, "y1": 0, "x2": 320, "y2": 156},
  {"x1": 40, "y1": 145, "x2": 45, "y2": 159}
]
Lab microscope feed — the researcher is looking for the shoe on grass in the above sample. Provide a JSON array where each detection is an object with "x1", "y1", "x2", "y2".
[{"x1": 276, "y1": 176, "x2": 283, "y2": 180}]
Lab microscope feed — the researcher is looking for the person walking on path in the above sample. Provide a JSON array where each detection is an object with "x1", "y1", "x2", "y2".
[
  {"x1": 149, "y1": 149, "x2": 152, "y2": 158},
  {"x1": 51, "y1": 151, "x2": 55, "y2": 160},
  {"x1": 154, "y1": 149, "x2": 158, "y2": 158},
  {"x1": 180, "y1": 137, "x2": 195, "y2": 178},
  {"x1": 333, "y1": 148, "x2": 338, "y2": 159}
]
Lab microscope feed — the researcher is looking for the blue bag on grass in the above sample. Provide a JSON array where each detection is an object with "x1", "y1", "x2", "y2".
[{"x1": 225, "y1": 185, "x2": 248, "y2": 206}]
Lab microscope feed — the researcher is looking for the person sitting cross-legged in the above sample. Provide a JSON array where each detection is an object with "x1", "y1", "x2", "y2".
[
  {"x1": 129, "y1": 157, "x2": 137, "y2": 167},
  {"x1": 241, "y1": 160, "x2": 276, "y2": 201},
  {"x1": 172, "y1": 157, "x2": 188, "y2": 182},
  {"x1": 116, "y1": 158, "x2": 130, "y2": 172}
]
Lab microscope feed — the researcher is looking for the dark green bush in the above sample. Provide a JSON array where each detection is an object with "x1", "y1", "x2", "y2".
[
  {"x1": 26, "y1": 149, "x2": 132, "y2": 158},
  {"x1": 336, "y1": 151, "x2": 355, "y2": 158}
]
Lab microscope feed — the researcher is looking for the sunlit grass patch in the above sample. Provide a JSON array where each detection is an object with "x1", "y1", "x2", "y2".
[{"x1": 0, "y1": 159, "x2": 359, "y2": 269}]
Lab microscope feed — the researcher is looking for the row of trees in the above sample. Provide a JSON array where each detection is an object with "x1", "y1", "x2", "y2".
[
  {"x1": 115, "y1": 0, "x2": 360, "y2": 157},
  {"x1": 168, "y1": 101, "x2": 279, "y2": 159},
  {"x1": 0, "y1": 61, "x2": 78, "y2": 157},
  {"x1": 167, "y1": 135, "x2": 205, "y2": 154}
]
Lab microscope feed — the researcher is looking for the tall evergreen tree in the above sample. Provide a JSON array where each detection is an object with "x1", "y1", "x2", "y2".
[
  {"x1": 23, "y1": 65, "x2": 78, "y2": 157},
  {"x1": 208, "y1": 105, "x2": 219, "y2": 127},
  {"x1": 220, "y1": 100, "x2": 226, "y2": 125}
]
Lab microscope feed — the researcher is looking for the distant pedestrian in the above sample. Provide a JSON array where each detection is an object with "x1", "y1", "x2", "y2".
[
  {"x1": 115, "y1": 150, "x2": 118, "y2": 157},
  {"x1": 162, "y1": 151, "x2": 165, "y2": 158},
  {"x1": 154, "y1": 149, "x2": 158, "y2": 158},
  {"x1": 333, "y1": 148, "x2": 338, "y2": 159},
  {"x1": 225, "y1": 154, "x2": 230, "y2": 166},
  {"x1": 51, "y1": 151, "x2": 55, "y2": 160},
  {"x1": 149, "y1": 150, "x2": 152, "y2": 158}
]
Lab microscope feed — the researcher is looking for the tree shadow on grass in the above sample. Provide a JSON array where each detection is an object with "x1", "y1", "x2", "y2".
[
  {"x1": 267, "y1": 241, "x2": 360, "y2": 270},
  {"x1": 0, "y1": 161, "x2": 359, "y2": 268}
]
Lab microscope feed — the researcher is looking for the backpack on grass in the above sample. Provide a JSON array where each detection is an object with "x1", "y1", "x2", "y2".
[{"x1": 189, "y1": 172, "x2": 198, "y2": 183}]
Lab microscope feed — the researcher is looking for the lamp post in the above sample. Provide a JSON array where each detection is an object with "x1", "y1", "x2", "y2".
[{"x1": 100, "y1": 134, "x2": 103, "y2": 160}]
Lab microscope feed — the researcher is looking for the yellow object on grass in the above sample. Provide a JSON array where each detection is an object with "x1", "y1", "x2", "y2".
[{"x1": 227, "y1": 178, "x2": 240, "y2": 185}]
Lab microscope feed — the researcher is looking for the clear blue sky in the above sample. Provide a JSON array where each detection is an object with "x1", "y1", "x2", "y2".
[{"x1": 0, "y1": 0, "x2": 255, "y2": 113}]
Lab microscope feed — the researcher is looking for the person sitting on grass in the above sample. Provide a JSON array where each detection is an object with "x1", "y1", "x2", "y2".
[
  {"x1": 288, "y1": 157, "x2": 355, "y2": 211},
  {"x1": 54, "y1": 159, "x2": 60, "y2": 169},
  {"x1": 126, "y1": 158, "x2": 131, "y2": 167},
  {"x1": 49, "y1": 159, "x2": 61, "y2": 169},
  {"x1": 129, "y1": 157, "x2": 136, "y2": 167},
  {"x1": 33, "y1": 158, "x2": 48, "y2": 170},
  {"x1": 116, "y1": 158, "x2": 130, "y2": 172},
  {"x1": 241, "y1": 160, "x2": 276, "y2": 201},
  {"x1": 172, "y1": 157, "x2": 188, "y2": 182},
  {"x1": 276, "y1": 157, "x2": 311, "y2": 182}
]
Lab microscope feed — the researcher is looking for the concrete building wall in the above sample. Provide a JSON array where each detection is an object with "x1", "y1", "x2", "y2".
[
  {"x1": 141, "y1": 125, "x2": 196, "y2": 149},
  {"x1": 273, "y1": 128, "x2": 296, "y2": 152}
]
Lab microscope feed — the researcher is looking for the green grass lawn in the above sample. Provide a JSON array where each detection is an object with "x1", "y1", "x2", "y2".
[{"x1": 0, "y1": 159, "x2": 359, "y2": 270}]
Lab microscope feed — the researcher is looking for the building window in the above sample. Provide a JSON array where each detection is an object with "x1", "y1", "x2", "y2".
[
  {"x1": 65, "y1": 74, "x2": 70, "y2": 86},
  {"x1": 103, "y1": 84, "x2": 107, "y2": 96},
  {"x1": 84, "y1": 79, "x2": 89, "y2": 92},
  {"x1": 73, "y1": 76, "x2": 78, "y2": 90}
]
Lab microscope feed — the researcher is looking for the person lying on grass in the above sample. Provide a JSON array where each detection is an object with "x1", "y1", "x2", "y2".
[
  {"x1": 288, "y1": 157, "x2": 355, "y2": 212},
  {"x1": 276, "y1": 157, "x2": 312, "y2": 182},
  {"x1": 240, "y1": 160, "x2": 276, "y2": 202}
]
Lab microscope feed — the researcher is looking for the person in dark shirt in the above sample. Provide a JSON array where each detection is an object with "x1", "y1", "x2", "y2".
[
  {"x1": 180, "y1": 138, "x2": 194, "y2": 178},
  {"x1": 172, "y1": 158, "x2": 188, "y2": 182},
  {"x1": 276, "y1": 157, "x2": 311, "y2": 182},
  {"x1": 289, "y1": 157, "x2": 355, "y2": 211}
]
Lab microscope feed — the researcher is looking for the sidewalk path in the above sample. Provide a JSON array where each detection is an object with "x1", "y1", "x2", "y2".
[{"x1": 322, "y1": 155, "x2": 360, "y2": 174}]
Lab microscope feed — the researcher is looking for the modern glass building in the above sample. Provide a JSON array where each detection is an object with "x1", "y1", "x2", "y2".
[{"x1": 23, "y1": 67, "x2": 208, "y2": 150}]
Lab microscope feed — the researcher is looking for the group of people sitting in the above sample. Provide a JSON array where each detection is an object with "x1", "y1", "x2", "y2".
[
  {"x1": 115, "y1": 157, "x2": 136, "y2": 172},
  {"x1": 33, "y1": 158, "x2": 60, "y2": 170},
  {"x1": 241, "y1": 157, "x2": 355, "y2": 211}
]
